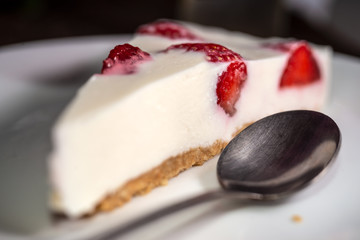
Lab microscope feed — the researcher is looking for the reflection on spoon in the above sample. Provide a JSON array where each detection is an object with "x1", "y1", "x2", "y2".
[{"x1": 94, "y1": 110, "x2": 341, "y2": 240}]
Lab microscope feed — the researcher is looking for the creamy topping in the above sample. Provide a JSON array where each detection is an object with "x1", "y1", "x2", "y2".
[{"x1": 51, "y1": 51, "x2": 234, "y2": 216}]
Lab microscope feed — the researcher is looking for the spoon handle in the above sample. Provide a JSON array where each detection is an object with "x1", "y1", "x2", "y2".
[{"x1": 93, "y1": 190, "x2": 258, "y2": 240}]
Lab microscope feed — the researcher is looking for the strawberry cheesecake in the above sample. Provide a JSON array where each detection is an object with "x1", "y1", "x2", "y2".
[{"x1": 49, "y1": 20, "x2": 331, "y2": 217}]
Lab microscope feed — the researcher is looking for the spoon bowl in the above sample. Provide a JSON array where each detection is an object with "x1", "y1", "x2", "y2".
[{"x1": 218, "y1": 110, "x2": 341, "y2": 199}]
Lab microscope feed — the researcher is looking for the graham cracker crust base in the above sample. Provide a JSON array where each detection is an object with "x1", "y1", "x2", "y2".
[
  {"x1": 95, "y1": 139, "x2": 227, "y2": 213},
  {"x1": 94, "y1": 125, "x2": 250, "y2": 215}
]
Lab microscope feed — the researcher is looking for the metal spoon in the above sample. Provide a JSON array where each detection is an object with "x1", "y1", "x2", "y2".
[{"x1": 94, "y1": 110, "x2": 341, "y2": 240}]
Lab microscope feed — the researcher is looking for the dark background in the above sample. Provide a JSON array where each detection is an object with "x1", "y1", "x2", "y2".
[{"x1": 1, "y1": 0, "x2": 360, "y2": 56}]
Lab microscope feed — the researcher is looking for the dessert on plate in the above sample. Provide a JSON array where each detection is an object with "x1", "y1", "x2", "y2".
[{"x1": 49, "y1": 20, "x2": 331, "y2": 217}]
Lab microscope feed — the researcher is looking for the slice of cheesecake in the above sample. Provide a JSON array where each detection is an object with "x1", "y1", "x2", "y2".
[{"x1": 49, "y1": 21, "x2": 331, "y2": 217}]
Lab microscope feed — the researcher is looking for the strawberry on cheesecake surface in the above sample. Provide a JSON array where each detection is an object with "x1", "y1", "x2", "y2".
[
  {"x1": 49, "y1": 20, "x2": 331, "y2": 217},
  {"x1": 131, "y1": 20, "x2": 330, "y2": 112}
]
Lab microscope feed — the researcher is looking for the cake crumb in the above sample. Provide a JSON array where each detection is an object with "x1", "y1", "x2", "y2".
[{"x1": 291, "y1": 214, "x2": 303, "y2": 223}]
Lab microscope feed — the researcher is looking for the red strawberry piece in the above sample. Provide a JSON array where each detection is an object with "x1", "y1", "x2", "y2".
[
  {"x1": 101, "y1": 43, "x2": 152, "y2": 75},
  {"x1": 264, "y1": 41, "x2": 321, "y2": 87},
  {"x1": 216, "y1": 61, "x2": 247, "y2": 116},
  {"x1": 165, "y1": 43, "x2": 247, "y2": 116},
  {"x1": 136, "y1": 20, "x2": 202, "y2": 40}
]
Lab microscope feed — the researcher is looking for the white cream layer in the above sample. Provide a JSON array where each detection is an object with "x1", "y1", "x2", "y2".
[
  {"x1": 50, "y1": 24, "x2": 331, "y2": 217},
  {"x1": 51, "y1": 51, "x2": 240, "y2": 216}
]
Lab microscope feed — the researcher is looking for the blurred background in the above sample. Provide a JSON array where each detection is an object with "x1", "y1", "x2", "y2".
[{"x1": 1, "y1": 0, "x2": 360, "y2": 56}]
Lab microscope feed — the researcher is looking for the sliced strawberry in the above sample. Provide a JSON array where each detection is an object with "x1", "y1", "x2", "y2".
[
  {"x1": 165, "y1": 43, "x2": 247, "y2": 116},
  {"x1": 265, "y1": 41, "x2": 321, "y2": 87},
  {"x1": 216, "y1": 61, "x2": 247, "y2": 116},
  {"x1": 165, "y1": 43, "x2": 243, "y2": 63},
  {"x1": 136, "y1": 20, "x2": 202, "y2": 40},
  {"x1": 101, "y1": 43, "x2": 152, "y2": 75}
]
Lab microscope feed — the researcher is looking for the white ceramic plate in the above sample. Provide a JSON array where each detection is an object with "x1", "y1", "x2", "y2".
[{"x1": 0, "y1": 36, "x2": 359, "y2": 240}]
